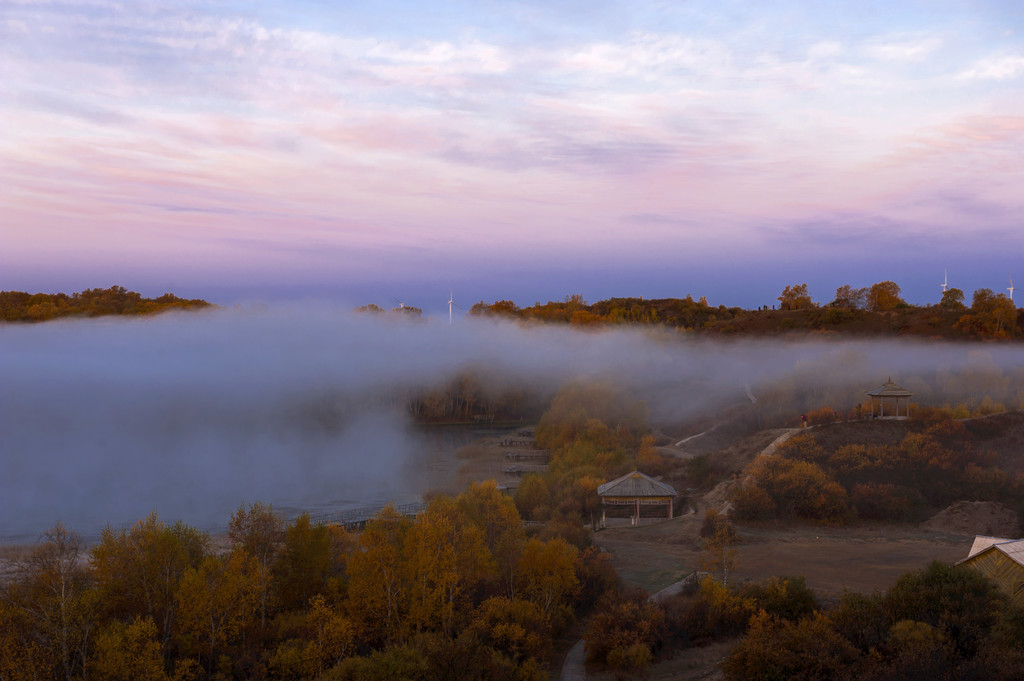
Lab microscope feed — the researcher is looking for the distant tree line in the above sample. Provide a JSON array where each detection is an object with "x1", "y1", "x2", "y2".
[
  {"x1": 469, "y1": 281, "x2": 1022, "y2": 339},
  {"x1": 354, "y1": 304, "x2": 422, "y2": 318},
  {"x1": 0, "y1": 287, "x2": 211, "y2": 322},
  {"x1": 470, "y1": 294, "x2": 741, "y2": 330},
  {"x1": 407, "y1": 371, "x2": 547, "y2": 423}
]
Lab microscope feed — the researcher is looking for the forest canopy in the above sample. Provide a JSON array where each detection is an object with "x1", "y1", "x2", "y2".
[
  {"x1": 0, "y1": 287, "x2": 212, "y2": 322},
  {"x1": 470, "y1": 281, "x2": 1022, "y2": 340}
]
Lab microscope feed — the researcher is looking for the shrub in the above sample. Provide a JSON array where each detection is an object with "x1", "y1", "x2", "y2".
[
  {"x1": 738, "y1": 576, "x2": 817, "y2": 622},
  {"x1": 538, "y1": 514, "x2": 591, "y2": 550},
  {"x1": 575, "y1": 546, "x2": 620, "y2": 611},
  {"x1": 721, "y1": 611, "x2": 857, "y2": 681},
  {"x1": 676, "y1": 577, "x2": 755, "y2": 643},
  {"x1": 774, "y1": 433, "x2": 829, "y2": 464},
  {"x1": 585, "y1": 589, "x2": 665, "y2": 671},
  {"x1": 883, "y1": 561, "x2": 1005, "y2": 657},
  {"x1": 737, "y1": 456, "x2": 850, "y2": 523},
  {"x1": 806, "y1": 407, "x2": 840, "y2": 426},
  {"x1": 731, "y1": 485, "x2": 776, "y2": 521},
  {"x1": 514, "y1": 475, "x2": 551, "y2": 522},
  {"x1": 829, "y1": 591, "x2": 887, "y2": 654},
  {"x1": 850, "y1": 483, "x2": 926, "y2": 522}
]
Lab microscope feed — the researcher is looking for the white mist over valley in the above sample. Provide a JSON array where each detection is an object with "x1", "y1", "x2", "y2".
[{"x1": 2, "y1": 304, "x2": 1022, "y2": 540}]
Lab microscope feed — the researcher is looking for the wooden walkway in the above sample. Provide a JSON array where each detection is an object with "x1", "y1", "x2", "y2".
[
  {"x1": 500, "y1": 437, "x2": 537, "y2": 448},
  {"x1": 306, "y1": 502, "x2": 426, "y2": 531},
  {"x1": 505, "y1": 449, "x2": 551, "y2": 461}
]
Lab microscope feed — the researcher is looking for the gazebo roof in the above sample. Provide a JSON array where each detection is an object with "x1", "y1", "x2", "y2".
[
  {"x1": 866, "y1": 378, "x2": 912, "y2": 397},
  {"x1": 598, "y1": 470, "x2": 677, "y2": 498}
]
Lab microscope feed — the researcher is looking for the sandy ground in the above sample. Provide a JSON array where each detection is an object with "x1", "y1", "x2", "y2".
[{"x1": 593, "y1": 516, "x2": 972, "y2": 600}]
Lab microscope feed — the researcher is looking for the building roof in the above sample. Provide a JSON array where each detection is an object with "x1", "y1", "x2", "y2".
[
  {"x1": 959, "y1": 536, "x2": 1024, "y2": 568},
  {"x1": 598, "y1": 470, "x2": 677, "y2": 498},
  {"x1": 866, "y1": 378, "x2": 912, "y2": 397}
]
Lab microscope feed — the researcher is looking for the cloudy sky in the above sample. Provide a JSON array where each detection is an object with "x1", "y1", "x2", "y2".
[{"x1": 2, "y1": 0, "x2": 1023, "y2": 312}]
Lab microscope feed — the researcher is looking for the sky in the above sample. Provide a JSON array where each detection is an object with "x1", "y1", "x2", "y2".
[{"x1": 2, "y1": 0, "x2": 1023, "y2": 313}]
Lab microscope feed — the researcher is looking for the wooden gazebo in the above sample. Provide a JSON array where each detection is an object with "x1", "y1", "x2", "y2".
[
  {"x1": 866, "y1": 378, "x2": 912, "y2": 419},
  {"x1": 597, "y1": 470, "x2": 677, "y2": 527}
]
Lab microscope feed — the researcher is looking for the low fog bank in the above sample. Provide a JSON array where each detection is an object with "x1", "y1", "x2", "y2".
[{"x1": 2, "y1": 305, "x2": 1022, "y2": 539}]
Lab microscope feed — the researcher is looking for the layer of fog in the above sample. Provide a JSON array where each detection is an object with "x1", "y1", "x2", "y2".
[{"x1": 2, "y1": 305, "x2": 1022, "y2": 540}]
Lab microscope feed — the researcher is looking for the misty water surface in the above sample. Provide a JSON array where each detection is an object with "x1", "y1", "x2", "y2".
[{"x1": 2, "y1": 304, "x2": 1022, "y2": 539}]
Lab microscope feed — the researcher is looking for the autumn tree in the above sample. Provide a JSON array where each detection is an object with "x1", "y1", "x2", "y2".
[
  {"x1": 90, "y1": 513, "x2": 209, "y2": 652},
  {"x1": 268, "y1": 594, "x2": 357, "y2": 679},
  {"x1": 828, "y1": 590, "x2": 888, "y2": 653},
  {"x1": 514, "y1": 537, "x2": 580, "y2": 626},
  {"x1": 456, "y1": 481, "x2": 525, "y2": 598},
  {"x1": 229, "y1": 501, "x2": 283, "y2": 626},
  {"x1": 731, "y1": 456, "x2": 849, "y2": 522},
  {"x1": 89, "y1": 616, "x2": 197, "y2": 681},
  {"x1": 552, "y1": 418, "x2": 631, "y2": 474},
  {"x1": 883, "y1": 561, "x2": 1004, "y2": 657},
  {"x1": 940, "y1": 287, "x2": 966, "y2": 309},
  {"x1": 514, "y1": 474, "x2": 552, "y2": 522},
  {"x1": 301, "y1": 595, "x2": 357, "y2": 675},
  {"x1": 585, "y1": 588, "x2": 666, "y2": 677},
  {"x1": 866, "y1": 280, "x2": 905, "y2": 311},
  {"x1": 175, "y1": 552, "x2": 261, "y2": 676},
  {"x1": 390, "y1": 305, "x2": 423, "y2": 317},
  {"x1": 467, "y1": 597, "x2": 552, "y2": 673},
  {"x1": 1, "y1": 524, "x2": 93, "y2": 681},
  {"x1": 700, "y1": 514, "x2": 737, "y2": 585},
  {"x1": 636, "y1": 434, "x2": 673, "y2": 477},
  {"x1": 0, "y1": 598, "x2": 53, "y2": 681},
  {"x1": 831, "y1": 284, "x2": 867, "y2": 310},
  {"x1": 737, "y1": 576, "x2": 817, "y2": 622},
  {"x1": 403, "y1": 497, "x2": 493, "y2": 637},
  {"x1": 469, "y1": 300, "x2": 520, "y2": 317},
  {"x1": 956, "y1": 288, "x2": 1018, "y2": 337},
  {"x1": 273, "y1": 513, "x2": 337, "y2": 613},
  {"x1": 535, "y1": 381, "x2": 648, "y2": 457},
  {"x1": 777, "y1": 283, "x2": 814, "y2": 310},
  {"x1": 721, "y1": 611, "x2": 857, "y2": 681},
  {"x1": 346, "y1": 506, "x2": 413, "y2": 645}
]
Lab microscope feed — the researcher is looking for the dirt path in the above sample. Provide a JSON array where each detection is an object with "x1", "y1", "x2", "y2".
[{"x1": 559, "y1": 639, "x2": 587, "y2": 681}]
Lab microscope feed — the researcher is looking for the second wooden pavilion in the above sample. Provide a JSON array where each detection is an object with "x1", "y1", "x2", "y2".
[{"x1": 597, "y1": 470, "x2": 678, "y2": 527}]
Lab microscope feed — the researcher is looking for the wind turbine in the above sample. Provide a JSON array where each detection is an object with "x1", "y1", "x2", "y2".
[
  {"x1": 1009, "y1": 275, "x2": 1016, "y2": 302},
  {"x1": 448, "y1": 290, "x2": 454, "y2": 325},
  {"x1": 941, "y1": 270, "x2": 948, "y2": 294}
]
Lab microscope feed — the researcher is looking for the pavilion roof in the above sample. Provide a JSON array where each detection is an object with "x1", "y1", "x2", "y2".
[
  {"x1": 959, "y1": 536, "x2": 1024, "y2": 569},
  {"x1": 598, "y1": 470, "x2": 677, "y2": 498},
  {"x1": 866, "y1": 378, "x2": 912, "y2": 397}
]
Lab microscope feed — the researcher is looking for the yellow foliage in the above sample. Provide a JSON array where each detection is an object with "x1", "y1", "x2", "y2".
[{"x1": 89, "y1": 617, "x2": 173, "y2": 681}]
